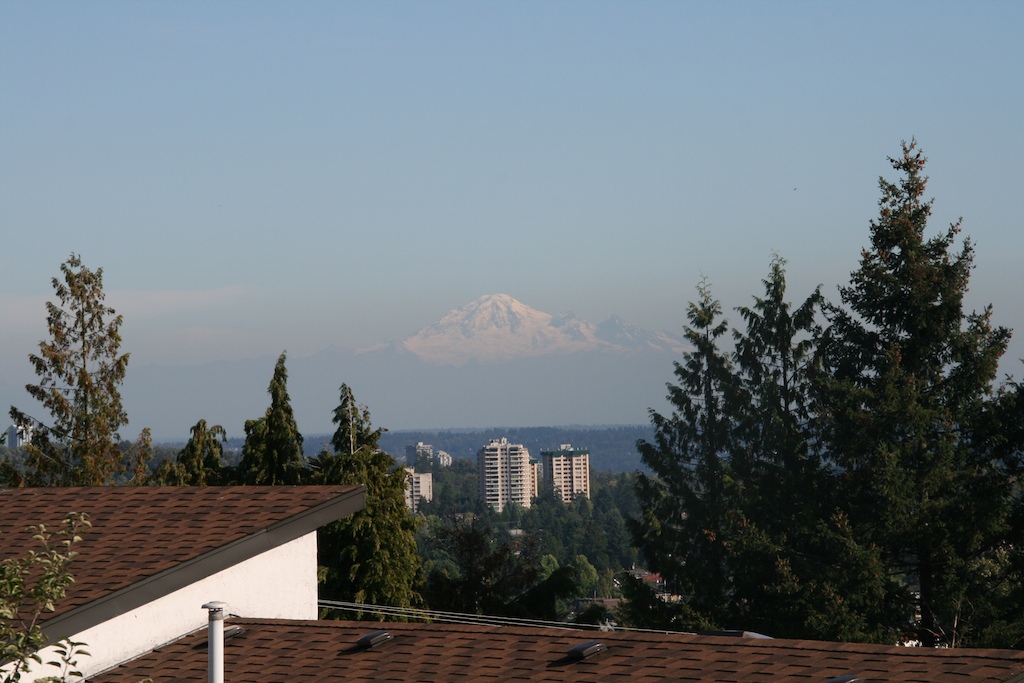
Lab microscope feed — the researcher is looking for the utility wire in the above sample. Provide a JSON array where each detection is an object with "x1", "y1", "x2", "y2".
[
  {"x1": 317, "y1": 600, "x2": 688, "y2": 635},
  {"x1": 319, "y1": 600, "x2": 586, "y2": 630}
]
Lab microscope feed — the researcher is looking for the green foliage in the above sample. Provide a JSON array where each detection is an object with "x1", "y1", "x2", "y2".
[
  {"x1": 39, "y1": 637, "x2": 89, "y2": 682},
  {"x1": 630, "y1": 142, "x2": 1022, "y2": 647},
  {"x1": 633, "y1": 259, "x2": 914, "y2": 639},
  {"x1": 517, "y1": 481, "x2": 638, "y2": 575},
  {"x1": 330, "y1": 384, "x2": 383, "y2": 456},
  {"x1": 237, "y1": 353, "x2": 307, "y2": 485},
  {"x1": 417, "y1": 459, "x2": 479, "y2": 517},
  {"x1": 1, "y1": 513, "x2": 90, "y2": 683},
  {"x1": 421, "y1": 516, "x2": 578, "y2": 620},
  {"x1": 633, "y1": 276, "x2": 738, "y2": 627},
  {"x1": 818, "y1": 140, "x2": 1018, "y2": 647},
  {"x1": 314, "y1": 385, "x2": 422, "y2": 616},
  {"x1": 7, "y1": 255, "x2": 149, "y2": 486},
  {"x1": 569, "y1": 554, "x2": 599, "y2": 597},
  {"x1": 151, "y1": 420, "x2": 228, "y2": 486}
]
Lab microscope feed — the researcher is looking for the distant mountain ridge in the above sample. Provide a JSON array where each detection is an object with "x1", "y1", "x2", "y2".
[
  {"x1": 125, "y1": 294, "x2": 687, "y2": 440},
  {"x1": 389, "y1": 294, "x2": 687, "y2": 366}
]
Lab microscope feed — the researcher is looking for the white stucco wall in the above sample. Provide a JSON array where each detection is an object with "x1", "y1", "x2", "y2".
[{"x1": 19, "y1": 531, "x2": 318, "y2": 681}]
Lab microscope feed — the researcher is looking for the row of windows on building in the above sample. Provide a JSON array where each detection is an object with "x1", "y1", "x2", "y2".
[{"x1": 404, "y1": 438, "x2": 591, "y2": 513}]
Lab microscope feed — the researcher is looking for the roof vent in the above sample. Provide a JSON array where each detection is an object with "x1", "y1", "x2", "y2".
[
  {"x1": 224, "y1": 625, "x2": 246, "y2": 640},
  {"x1": 699, "y1": 629, "x2": 773, "y2": 639},
  {"x1": 356, "y1": 630, "x2": 393, "y2": 649},
  {"x1": 824, "y1": 677, "x2": 862, "y2": 683},
  {"x1": 567, "y1": 641, "x2": 606, "y2": 661}
]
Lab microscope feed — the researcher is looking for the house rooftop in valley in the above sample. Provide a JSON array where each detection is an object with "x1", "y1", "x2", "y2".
[
  {"x1": 0, "y1": 485, "x2": 365, "y2": 643},
  {"x1": 90, "y1": 619, "x2": 1024, "y2": 683}
]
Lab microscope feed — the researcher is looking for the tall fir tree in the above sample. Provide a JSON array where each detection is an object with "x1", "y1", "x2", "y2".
[
  {"x1": 726, "y1": 256, "x2": 901, "y2": 641},
  {"x1": 631, "y1": 262, "x2": 902, "y2": 640},
  {"x1": 818, "y1": 140, "x2": 1015, "y2": 647},
  {"x1": 237, "y1": 352, "x2": 307, "y2": 485},
  {"x1": 314, "y1": 384, "x2": 422, "y2": 616},
  {"x1": 632, "y1": 278, "x2": 737, "y2": 630},
  {"x1": 7, "y1": 255, "x2": 148, "y2": 486}
]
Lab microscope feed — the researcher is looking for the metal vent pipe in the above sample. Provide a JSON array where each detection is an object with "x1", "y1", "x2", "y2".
[{"x1": 202, "y1": 601, "x2": 228, "y2": 683}]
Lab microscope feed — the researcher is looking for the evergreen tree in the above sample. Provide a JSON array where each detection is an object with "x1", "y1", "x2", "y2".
[
  {"x1": 726, "y1": 256, "x2": 903, "y2": 641},
  {"x1": 7, "y1": 255, "x2": 147, "y2": 486},
  {"x1": 422, "y1": 516, "x2": 578, "y2": 620},
  {"x1": 237, "y1": 352, "x2": 306, "y2": 485},
  {"x1": 314, "y1": 384, "x2": 422, "y2": 616},
  {"x1": 730, "y1": 255, "x2": 822, "y2": 521},
  {"x1": 330, "y1": 384, "x2": 384, "y2": 457},
  {"x1": 818, "y1": 140, "x2": 1015, "y2": 647},
  {"x1": 152, "y1": 419, "x2": 228, "y2": 486},
  {"x1": 631, "y1": 261, "x2": 904, "y2": 641},
  {"x1": 632, "y1": 278, "x2": 737, "y2": 630}
]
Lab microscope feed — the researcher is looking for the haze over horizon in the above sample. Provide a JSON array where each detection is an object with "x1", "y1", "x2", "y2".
[{"x1": 3, "y1": 3, "x2": 1022, "y2": 438}]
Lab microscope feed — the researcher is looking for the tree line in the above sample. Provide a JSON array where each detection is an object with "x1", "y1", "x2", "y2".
[
  {"x1": 628, "y1": 141, "x2": 1023, "y2": 648},
  {"x1": 0, "y1": 253, "x2": 640, "y2": 623},
  {"x1": 1, "y1": 266, "x2": 421, "y2": 616}
]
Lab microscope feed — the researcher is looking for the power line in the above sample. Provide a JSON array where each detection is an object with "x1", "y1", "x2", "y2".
[
  {"x1": 317, "y1": 600, "x2": 687, "y2": 635},
  {"x1": 318, "y1": 600, "x2": 586, "y2": 630}
]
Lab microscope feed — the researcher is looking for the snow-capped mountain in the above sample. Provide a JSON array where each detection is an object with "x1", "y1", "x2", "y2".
[
  {"x1": 397, "y1": 294, "x2": 687, "y2": 365},
  {"x1": 127, "y1": 295, "x2": 689, "y2": 439}
]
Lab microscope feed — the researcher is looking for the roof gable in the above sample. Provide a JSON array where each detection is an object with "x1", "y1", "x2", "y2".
[{"x1": 0, "y1": 486, "x2": 365, "y2": 641}]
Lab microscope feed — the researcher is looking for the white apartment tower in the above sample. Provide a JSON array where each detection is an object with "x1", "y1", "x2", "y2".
[
  {"x1": 477, "y1": 437, "x2": 534, "y2": 513},
  {"x1": 404, "y1": 467, "x2": 433, "y2": 513},
  {"x1": 6, "y1": 423, "x2": 34, "y2": 449},
  {"x1": 541, "y1": 444, "x2": 591, "y2": 503}
]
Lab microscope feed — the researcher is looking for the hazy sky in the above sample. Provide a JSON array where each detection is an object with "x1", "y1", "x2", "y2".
[{"x1": 3, "y1": 2, "x2": 1023, "y2": 409}]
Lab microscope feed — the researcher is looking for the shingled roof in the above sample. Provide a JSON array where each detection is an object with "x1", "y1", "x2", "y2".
[
  {"x1": 91, "y1": 619, "x2": 1024, "y2": 683},
  {"x1": 0, "y1": 485, "x2": 365, "y2": 642}
]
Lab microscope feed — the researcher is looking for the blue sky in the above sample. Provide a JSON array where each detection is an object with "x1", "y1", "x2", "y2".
[{"x1": 2, "y1": 1, "x2": 1022, "y2": 417}]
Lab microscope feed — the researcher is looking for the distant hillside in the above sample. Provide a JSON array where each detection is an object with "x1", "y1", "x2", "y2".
[
  {"x1": 375, "y1": 424, "x2": 652, "y2": 473},
  {"x1": 208, "y1": 424, "x2": 652, "y2": 473},
  {"x1": 125, "y1": 293, "x2": 685, "y2": 442}
]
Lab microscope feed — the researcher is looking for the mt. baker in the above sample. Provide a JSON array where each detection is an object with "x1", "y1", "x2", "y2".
[
  {"x1": 127, "y1": 294, "x2": 689, "y2": 439},
  {"x1": 390, "y1": 294, "x2": 687, "y2": 365}
]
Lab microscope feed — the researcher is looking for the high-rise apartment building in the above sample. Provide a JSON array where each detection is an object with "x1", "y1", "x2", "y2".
[
  {"x1": 404, "y1": 467, "x2": 433, "y2": 513},
  {"x1": 406, "y1": 441, "x2": 452, "y2": 468},
  {"x1": 541, "y1": 444, "x2": 590, "y2": 503},
  {"x1": 6, "y1": 422, "x2": 33, "y2": 449},
  {"x1": 406, "y1": 441, "x2": 433, "y2": 466},
  {"x1": 477, "y1": 437, "x2": 534, "y2": 513}
]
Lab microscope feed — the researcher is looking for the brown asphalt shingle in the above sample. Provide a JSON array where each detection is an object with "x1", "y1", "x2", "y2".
[
  {"x1": 90, "y1": 619, "x2": 1024, "y2": 683},
  {"x1": 0, "y1": 486, "x2": 362, "y2": 619}
]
